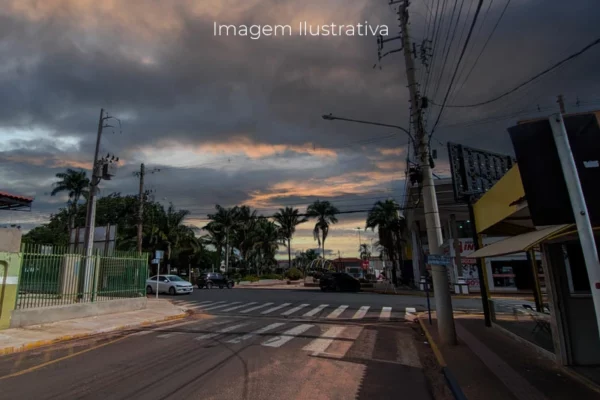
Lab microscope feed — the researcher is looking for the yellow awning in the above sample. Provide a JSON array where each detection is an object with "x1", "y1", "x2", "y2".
[{"x1": 469, "y1": 224, "x2": 572, "y2": 258}]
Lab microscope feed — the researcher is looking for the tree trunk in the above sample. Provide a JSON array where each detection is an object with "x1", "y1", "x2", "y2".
[
  {"x1": 288, "y1": 238, "x2": 292, "y2": 272},
  {"x1": 225, "y1": 228, "x2": 230, "y2": 274}
]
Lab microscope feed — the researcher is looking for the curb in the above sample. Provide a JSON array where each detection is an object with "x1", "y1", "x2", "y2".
[
  {"x1": 418, "y1": 317, "x2": 467, "y2": 400},
  {"x1": 0, "y1": 312, "x2": 188, "y2": 356}
]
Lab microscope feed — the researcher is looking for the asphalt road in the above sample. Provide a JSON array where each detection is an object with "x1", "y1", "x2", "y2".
[{"x1": 0, "y1": 288, "x2": 455, "y2": 400}]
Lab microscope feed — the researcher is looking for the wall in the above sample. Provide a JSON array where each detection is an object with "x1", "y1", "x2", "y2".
[
  {"x1": 10, "y1": 297, "x2": 147, "y2": 328},
  {"x1": 0, "y1": 228, "x2": 22, "y2": 329}
]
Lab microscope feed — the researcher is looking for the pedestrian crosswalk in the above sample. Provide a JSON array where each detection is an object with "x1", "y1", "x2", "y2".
[
  {"x1": 174, "y1": 300, "x2": 405, "y2": 322},
  {"x1": 146, "y1": 316, "x2": 420, "y2": 365}
]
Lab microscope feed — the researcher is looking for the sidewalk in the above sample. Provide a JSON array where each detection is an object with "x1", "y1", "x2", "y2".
[
  {"x1": 0, "y1": 299, "x2": 188, "y2": 355},
  {"x1": 419, "y1": 313, "x2": 600, "y2": 400}
]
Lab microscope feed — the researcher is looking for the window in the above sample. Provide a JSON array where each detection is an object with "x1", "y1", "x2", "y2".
[{"x1": 167, "y1": 275, "x2": 184, "y2": 282}]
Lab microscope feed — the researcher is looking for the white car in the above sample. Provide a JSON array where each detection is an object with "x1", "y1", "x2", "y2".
[{"x1": 146, "y1": 275, "x2": 193, "y2": 295}]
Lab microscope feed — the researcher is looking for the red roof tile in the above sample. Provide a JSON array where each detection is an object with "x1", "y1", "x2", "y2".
[{"x1": 0, "y1": 191, "x2": 34, "y2": 203}]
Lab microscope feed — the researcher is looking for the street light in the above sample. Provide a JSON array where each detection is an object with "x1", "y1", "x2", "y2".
[{"x1": 321, "y1": 113, "x2": 415, "y2": 145}]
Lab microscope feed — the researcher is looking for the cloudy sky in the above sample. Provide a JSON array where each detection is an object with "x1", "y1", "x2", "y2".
[{"x1": 2, "y1": 0, "x2": 600, "y2": 258}]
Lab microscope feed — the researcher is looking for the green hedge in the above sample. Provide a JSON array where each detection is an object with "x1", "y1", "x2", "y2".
[
  {"x1": 259, "y1": 274, "x2": 283, "y2": 280},
  {"x1": 240, "y1": 275, "x2": 260, "y2": 282}
]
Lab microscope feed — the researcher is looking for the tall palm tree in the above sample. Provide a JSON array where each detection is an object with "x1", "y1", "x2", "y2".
[
  {"x1": 359, "y1": 243, "x2": 371, "y2": 260},
  {"x1": 233, "y1": 206, "x2": 259, "y2": 269},
  {"x1": 152, "y1": 203, "x2": 192, "y2": 272},
  {"x1": 202, "y1": 221, "x2": 226, "y2": 268},
  {"x1": 252, "y1": 218, "x2": 282, "y2": 275},
  {"x1": 50, "y1": 168, "x2": 90, "y2": 229},
  {"x1": 306, "y1": 200, "x2": 339, "y2": 259},
  {"x1": 365, "y1": 199, "x2": 407, "y2": 286},
  {"x1": 273, "y1": 207, "x2": 308, "y2": 272},
  {"x1": 206, "y1": 205, "x2": 240, "y2": 273}
]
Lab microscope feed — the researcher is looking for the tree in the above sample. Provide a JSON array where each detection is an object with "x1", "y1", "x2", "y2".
[
  {"x1": 50, "y1": 168, "x2": 90, "y2": 229},
  {"x1": 365, "y1": 199, "x2": 407, "y2": 286},
  {"x1": 202, "y1": 221, "x2": 226, "y2": 269},
  {"x1": 251, "y1": 218, "x2": 282, "y2": 275},
  {"x1": 273, "y1": 207, "x2": 308, "y2": 273},
  {"x1": 359, "y1": 243, "x2": 371, "y2": 260},
  {"x1": 206, "y1": 205, "x2": 240, "y2": 273},
  {"x1": 306, "y1": 200, "x2": 339, "y2": 259},
  {"x1": 151, "y1": 203, "x2": 194, "y2": 271}
]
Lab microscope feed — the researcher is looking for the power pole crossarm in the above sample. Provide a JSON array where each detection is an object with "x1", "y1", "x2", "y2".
[{"x1": 399, "y1": 1, "x2": 457, "y2": 345}]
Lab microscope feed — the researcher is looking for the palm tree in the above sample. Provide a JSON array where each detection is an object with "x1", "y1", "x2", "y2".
[
  {"x1": 202, "y1": 221, "x2": 226, "y2": 269},
  {"x1": 152, "y1": 203, "x2": 193, "y2": 272},
  {"x1": 50, "y1": 168, "x2": 90, "y2": 229},
  {"x1": 365, "y1": 199, "x2": 407, "y2": 286},
  {"x1": 273, "y1": 207, "x2": 308, "y2": 272},
  {"x1": 233, "y1": 206, "x2": 259, "y2": 269},
  {"x1": 206, "y1": 205, "x2": 240, "y2": 273},
  {"x1": 252, "y1": 218, "x2": 282, "y2": 275},
  {"x1": 359, "y1": 243, "x2": 371, "y2": 260},
  {"x1": 306, "y1": 200, "x2": 339, "y2": 259}
]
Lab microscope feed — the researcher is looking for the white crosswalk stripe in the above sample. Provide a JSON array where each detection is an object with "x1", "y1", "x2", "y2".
[
  {"x1": 202, "y1": 302, "x2": 240, "y2": 311},
  {"x1": 261, "y1": 303, "x2": 291, "y2": 315},
  {"x1": 262, "y1": 324, "x2": 314, "y2": 348},
  {"x1": 281, "y1": 304, "x2": 310, "y2": 316},
  {"x1": 326, "y1": 305, "x2": 348, "y2": 319},
  {"x1": 195, "y1": 322, "x2": 250, "y2": 340},
  {"x1": 226, "y1": 322, "x2": 286, "y2": 344},
  {"x1": 196, "y1": 300, "x2": 226, "y2": 309},
  {"x1": 352, "y1": 306, "x2": 370, "y2": 320},
  {"x1": 380, "y1": 307, "x2": 392, "y2": 320},
  {"x1": 157, "y1": 319, "x2": 232, "y2": 338},
  {"x1": 189, "y1": 301, "x2": 215, "y2": 307},
  {"x1": 303, "y1": 304, "x2": 328, "y2": 317},
  {"x1": 222, "y1": 302, "x2": 257, "y2": 312},
  {"x1": 302, "y1": 326, "x2": 346, "y2": 354},
  {"x1": 240, "y1": 302, "x2": 274, "y2": 313}
]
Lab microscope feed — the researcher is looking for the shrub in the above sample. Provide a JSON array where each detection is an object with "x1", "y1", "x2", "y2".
[
  {"x1": 285, "y1": 267, "x2": 303, "y2": 281},
  {"x1": 240, "y1": 275, "x2": 260, "y2": 282},
  {"x1": 259, "y1": 274, "x2": 283, "y2": 280}
]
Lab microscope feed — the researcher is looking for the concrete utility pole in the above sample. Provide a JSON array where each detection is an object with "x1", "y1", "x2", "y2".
[
  {"x1": 79, "y1": 109, "x2": 106, "y2": 299},
  {"x1": 134, "y1": 164, "x2": 160, "y2": 254},
  {"x1": 399, "y1": 0, "x2": 456, "y2": 344},
  {"x1": 137, "y1": 163, "x2": 145, "y2": 254}
]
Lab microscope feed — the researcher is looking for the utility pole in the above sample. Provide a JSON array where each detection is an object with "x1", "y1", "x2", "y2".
[
  {"x1": 80, "y1": 109, "x2": 120, "y2": 300},
  {"x1": 356, "y1": 227, "x2": 362, "y2": 256},
  {"x1": 134, "y1": 164, "x2": 160, "y2": 254},
  {"x1": 399, "y1": 0, "x2": 456, "y2": 344},
  {"x1": 137, "y1": 163, "x2": 145, "y2": 254}
]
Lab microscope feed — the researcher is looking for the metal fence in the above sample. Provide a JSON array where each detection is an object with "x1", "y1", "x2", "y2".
[{"x1": 16, "y1": 243, "x2": 149, "y2": 310}]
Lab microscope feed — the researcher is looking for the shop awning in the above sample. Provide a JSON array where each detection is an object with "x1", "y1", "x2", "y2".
[{"x1": 469, "y1": 224, "x2": 572, "y2": 258}]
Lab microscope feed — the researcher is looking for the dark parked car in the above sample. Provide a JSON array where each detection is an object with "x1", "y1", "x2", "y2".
[
  {"x1": 196, "y1": 272, "x2": 234, "y2": 289},
  {"x1": 319, "y1": 272, "x2": 361, "y2": 292}
]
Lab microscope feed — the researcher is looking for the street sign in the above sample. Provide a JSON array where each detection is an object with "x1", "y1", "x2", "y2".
[
  {"x1": 361, "y1": 261, "x2": 369, "y2": 270},
  {"x1": 155, "y1": 250, "x2": 164, "y2": 260},
  {"x1": 425, "y1": 254, "x2": 452, "y2": 266}
]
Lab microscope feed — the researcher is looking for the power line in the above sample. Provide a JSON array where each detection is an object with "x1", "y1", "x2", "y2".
[
  {"x1": 433, "y1": 35, "x2": 600, "y2": 108},
  {"x1": 451, "y1": 0, "x2": 511, "y2": 100},
  {"x1": 429, "y1": 0, "x2": 485, "y2": 138}
]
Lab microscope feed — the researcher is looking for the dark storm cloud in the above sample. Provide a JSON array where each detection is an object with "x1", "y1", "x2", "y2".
[{"x1": 2, "y1": 0, "x2": 600, "y2": 249}]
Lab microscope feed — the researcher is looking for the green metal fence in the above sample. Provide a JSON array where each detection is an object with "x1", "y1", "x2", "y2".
[{"x1": 16, "y1": 243, "x2": 148, "y2": 310}]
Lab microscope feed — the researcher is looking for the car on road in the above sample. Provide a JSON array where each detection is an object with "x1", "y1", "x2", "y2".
[
  {"x1": 146, "y1": 275, "x2": 193, "y2": 295},
  {"x1": 196, "y1": 272, "x2": 234, "y2": 289},
  {"x1": 319, "y1": 272, "x2": 361, "y2": 292}
]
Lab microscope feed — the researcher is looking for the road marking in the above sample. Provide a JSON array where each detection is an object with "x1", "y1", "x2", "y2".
[
  {"x1": 240, "y1": 302, "x2": 274, "y2": 313},
  {"x1": 262, "y1": 324, "x2": 314, "y2": 348},
  {"x1": 194, "y1": 322, "x2": 250, "y2": 340},
  {"x1": 222, "y1": 302, "x2": 257, "y2": 312},
  {"x1": 202, "y1": 302, "x2": 241, "y2": 311},
  {"x1": 0, "y1": 334, "x2": 131, "y2": 381},
  {"x1": 303, "y1": 325, "x2": 346, "y2": 354},
  {"x1": 226, "y1": 322, "x2": 286, "y2": 344},
  {"x1": 351, "y1": 306, "x2": 370, "y2": 320},
  {"x1": 157, "y1": 319, "x2": 232, "y2": 338},
  {"x1": 380, "y1": 307, "x2": 392, "y2": 320},
  {"x1": 303, "y1": 304, "x2": 328, "y2": 317},
  {"x1": 188, "y1": 301, "x2": 215, "y2": 308},
  {"x1": 261, "y1": 303, "x2": 291, "y2": 314},
  {"x1": 326, "y1": 305, "x2": 348, "y2": 319},
  {"x1": 281, "y1": 304, "x2": 310, "y2": 316},
  {"x1": 196, "y1": 301, "x2": 226, "y2": 309}
]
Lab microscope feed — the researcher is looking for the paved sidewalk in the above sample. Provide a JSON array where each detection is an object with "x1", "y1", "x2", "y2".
[
  {"x1": 0, "y1": 299, "x2": 188, "y2": 355},
  {"x1": 420, "y1": 313, "x2": 599, "y2": 400}
]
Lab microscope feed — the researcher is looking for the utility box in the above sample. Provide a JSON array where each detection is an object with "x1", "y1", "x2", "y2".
[{"x1": 102, "y1": 163, "x2": 117, "y2": 180}]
